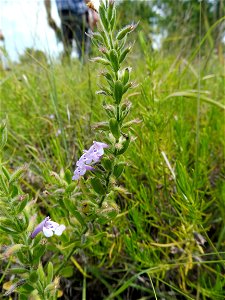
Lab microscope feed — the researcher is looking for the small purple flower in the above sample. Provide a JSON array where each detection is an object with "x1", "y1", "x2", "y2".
[
  {"x1": 76, "y1": 152, "x2": 93, "y2": 167},
  {"x1": 72, "y1": 141, "x2": 109, "y2": 181},
  {"x1": 89, "y1": 141, "x2": 109, "y2": 157},
  {"x1": 72, "y1": 165, "x2": 94, "y2": 180},
  {"x1": 30, "y1": 216, "x2": 66, "y2": 239}
]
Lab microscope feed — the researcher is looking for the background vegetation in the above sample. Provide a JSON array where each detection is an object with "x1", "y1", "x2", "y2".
[{"x1": 0, "y1": 0, "x2": 225, "y2": 299}]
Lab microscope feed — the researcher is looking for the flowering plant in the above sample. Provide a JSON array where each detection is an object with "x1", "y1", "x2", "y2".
[{"x1": 0, "y1": 1, "x2": 138, "y2": 298}]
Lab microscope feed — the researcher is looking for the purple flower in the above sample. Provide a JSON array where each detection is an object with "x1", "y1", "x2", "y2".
[
  {"x1": 30, "y1": 216, "x2": 66, "y2": 239},
  {"x1": 72, "y1": 141, "x2": 109, "y2": 180},
  {"x1": 89, "y1": 141, "x2": 109, "y2": 156},
  {"x1": 72, "y1": 165, "x2": 94, "y2": 180},
  {"x1": 76, "y1": 152, "x2": 93, "y2": 167}
]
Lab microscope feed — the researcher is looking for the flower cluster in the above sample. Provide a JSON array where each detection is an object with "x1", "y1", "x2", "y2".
[
  {"x1": 31, "y1": 216, "x2": 66, "y2": 238},
  {"x1": 73, "y1": 141, "x2": 108, "y2": 180}
]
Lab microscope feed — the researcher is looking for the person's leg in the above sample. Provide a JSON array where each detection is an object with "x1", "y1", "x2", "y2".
[
  {"x1": 59, "y1": 10, "x2": 73, "y2": 62},
  {"x1": 71, "y1": 14, "x2": 90, "y2": 61}
]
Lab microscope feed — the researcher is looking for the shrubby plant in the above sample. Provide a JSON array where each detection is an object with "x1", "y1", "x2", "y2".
[{"x1": 0, "y1": 1, "x2": 138, "y2": 298}]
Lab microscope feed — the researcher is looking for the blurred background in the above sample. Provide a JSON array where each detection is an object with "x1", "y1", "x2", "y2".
[{"x1": 1, "y1": 0, "x2": 224, "y2": 63}]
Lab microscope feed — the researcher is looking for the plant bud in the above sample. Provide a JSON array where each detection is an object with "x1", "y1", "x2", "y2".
[
  {"x1": 122, "y1": 118, "x2": 142, "y2": 129},
  {"x1": 122, "y1": 67, "x2": 132, "y2": 85},
  {"x1": 91, "y1": 121, "x2": 109, "y2": 131},
  {"x1": 103, "y1": 103, "x2": 116, "y2": 118},
  {"x1": 121, "y1": 100, "x2": 132, "y2": 111},
  {"x1": 123, "y1": 82, "x2": 132, "y2": 94},
  {"x1": 116, "y1": 23, "x2": 138, "y2": 40},
  {"x1": 109, "y1": 118, "x2": 120, "y2": 139},
  {"x1": 117, "y1": 134, "x2": 130, "y2": 155},
  {"x1": 87, "y1": 31, "x2": 104, "y2": 43},
  {"x1": 90, "y1": 57, "x2": 110, "y2": 65},
  {"x1": 99, "y1": 46, "x2": 108, "y2": 54},
  {"x1": 96, "y1": 89, "x2": 111, "y2": 96}
]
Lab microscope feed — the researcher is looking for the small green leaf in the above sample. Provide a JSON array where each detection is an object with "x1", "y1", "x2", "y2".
[
  {"x1": 9, "y1": 165, "x2": 27, "y2": 184},
  {"x1": 0, "y1": 121, "x2": 7, "y2": 150},
  {"x1": 110, "y1": 7, "x2": 116, "y2": 30},
  {"x1": 101, "y1": 158, "x2": 113, "y2": 171},
  {"x1": 65, "y1": 182, "x2": 76, "y2": 194},
  {"x1": 0, "y1": 224, "x2": 18, "y2": 234},
  {"x1": 119, "y1": 44, "x2": 132, "y2": 63},
  {"x1": 32, "y1": 233, "x2": 42, "y2": 248},
  {"x1": 64, "y1": 169, "x2": 72, "y2": 184},
  {"x1": 33, "y1": 245, "x2": 46, "y2": 264},
  {"x1": 2, "y1": 166, "x2": 10, "y2": 181},
  {"x1": 16, "y1": 195, "x2": 29, "y2": 214},
  {"x1": 10, "y1": 185, "x2": 19, "y2": 198},
  {"x1": 37, "y1": 263, "x2": 46, "y2": 285},
  {"x1": 29, "y1": 271, "x2": 38, "y2": 283},
  {"x1": 109, "y1": 49, "x2": 119, "y2": 72},
  {"x1": 59, "y1": 266, "x2": 74, "y2": 278},
  {"x1": 109, "y1": 118, "x2": 120, "y2": 139},
  {"x1": 107, "y1": 0, "x2": 114, "y2": 22},
  {"x1": 114, "y1": 80, "x2": 123, "y2": 104},
  {"x1": 63, "y1": 199, "x2": 86, "y2": 227},
  {"x1": 0, "y1": 173, "x2": 9, "y2": 194},
  {"x1": 113, "y1": 163, "x2": 125, "y2": 178},
  {"x1": 8, "y1": 267, "x2": 28, "y2": 274},
  {"x1": 90, "y1": 178, "x2": 106, "y2": 195},
  {"x1": 99, "y1": 4, "x2": 109, "y2": 31},
  {"x1": 47, "y1": 262, "x2": 54, "y2": 284}
]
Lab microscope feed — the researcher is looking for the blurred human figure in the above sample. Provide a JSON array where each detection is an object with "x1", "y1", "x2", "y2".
[
  {"x1": 0, "y1": 30, "x2": 4, "y2": 41},
  {"x1": 44, "y1": 0, "x2": 98, "y2": 62},
  {"x1": 0, "y1": 30, "x2": 10, "y2": 71}
]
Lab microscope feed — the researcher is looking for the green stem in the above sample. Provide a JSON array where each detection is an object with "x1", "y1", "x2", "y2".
[
  {"x1": 82, "y1": 266, "x2": 87, "y2": 300},
  {"x1": 116, "y1": 104, "x2": 120, "y2": 122}
]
